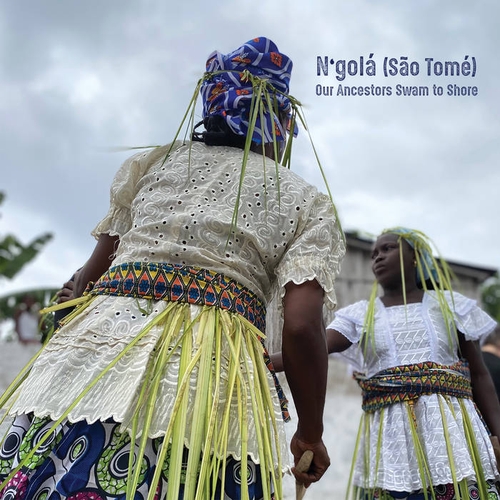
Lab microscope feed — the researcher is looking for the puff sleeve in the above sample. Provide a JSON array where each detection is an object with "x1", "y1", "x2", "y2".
[
  {"x1": 274, "y1": 192, "x2": 345, "y2": 314},
  {"x1": 91, "y1": 149, "x2": 159, "y2": 239},
  {"x1": 448, "y1": 292, "x2": 497, "y2": 342},
  {"x1": 326, "y1": 301, "x2": 368, "y2": 371}
]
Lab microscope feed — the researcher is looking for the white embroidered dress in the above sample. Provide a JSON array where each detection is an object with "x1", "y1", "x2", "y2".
[
  {"x1": 329, "y1": 292, "x2": 498, "y2": 492},
  {"x1": 10, "y1": 141, "x2": 345, "y2": 468}
]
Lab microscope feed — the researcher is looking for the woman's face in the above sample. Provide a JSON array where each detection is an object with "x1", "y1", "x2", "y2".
[{"x1": 371, "y1": 233, "x2": 415, "y2": 288}]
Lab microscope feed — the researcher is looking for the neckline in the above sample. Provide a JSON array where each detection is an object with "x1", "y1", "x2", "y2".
[{"x1": 376, "y1": 293, "x2": 427, "y2": 309}]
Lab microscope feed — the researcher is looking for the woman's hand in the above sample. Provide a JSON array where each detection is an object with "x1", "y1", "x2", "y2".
[
  {"x1": 73, "y1": 234, "x2": 119, "y2": 297},
  {"x1": 290, "y1": 433, "x2": 330, "y2": 488},
  {"x1": 56, "y1": 275, "x2": 78, "y2": 303}
]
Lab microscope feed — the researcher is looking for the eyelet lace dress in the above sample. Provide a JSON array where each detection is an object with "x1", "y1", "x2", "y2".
[
  {"x1": 329, "y1": 292, "x2": 499, "y2": 498},
  {"x1": 0, "y1": 141, "x2": 345, "y2": 500}
]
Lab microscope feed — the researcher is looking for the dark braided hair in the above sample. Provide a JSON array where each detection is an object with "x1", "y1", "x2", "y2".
[{"x1": 192, "y1": 116, "x2": 248, "y2": 149}]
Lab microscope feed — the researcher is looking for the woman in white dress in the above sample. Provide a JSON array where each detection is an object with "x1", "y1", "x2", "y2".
[
  {"x1": 0, "y1": 37, "x2": 345, "y2": 500},
  {"x1": 326, "y1": 228, "x2": 500, "y2": 499}
]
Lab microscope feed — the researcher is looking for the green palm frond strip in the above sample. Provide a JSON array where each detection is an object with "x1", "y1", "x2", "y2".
[
  {"x1": 128, "y1": 305, "x2": 194, "y2": 499},
  {"x1": 346, "y1": 414, "x2": 364, "y2": 499},
  {"x1": 458, "y1": 399, "x2": 489, "y2": 500},
  {"x1": 245, "y1": 335, "x2": 278, "y2": 499},
  {"x1": 195, "y1": 314, "x2": 222, "y2": 500},
  {"x1": 405, "y1": 402, "x2": 435, "y2": 500},
  {"x1": 361, "y1": 281, "x2": 379, "y2": 358},
  {"x1": 0, "y1": 298, "x2": 180, "y2": 493},
  {"x1": 438, "y1": 396, "x2": 463, "y2": 499},
  {"x1": 0, "y1": 295, "x2": 97, "y2": 412},
  {"x1": 253, "y1": 338, "x2": 284, "y2": 497},
  {"x1": 363, "y1": 413, "x2": 371, "y2": 492},
  {"x1": 374, "y1": 407, "x2": 385, "y2": 487},
  {"x1": 182, "y1": 309, "x2": 216, "y2": 500},
  {"x1": 164, "y1": 308, "x2": 196, "y2": 500},
  {"x1": 412, "y1": 233, "x2": 459, "y2": 355}
]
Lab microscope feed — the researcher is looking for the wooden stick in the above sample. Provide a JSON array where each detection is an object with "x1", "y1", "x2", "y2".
[{"x1": 295, "y1": 450, "x2": 314, "y2": 500}]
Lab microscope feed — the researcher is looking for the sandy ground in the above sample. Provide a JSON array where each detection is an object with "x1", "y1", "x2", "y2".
[{"x1": 0, "y1": 341, "x2": 363, "y2": 499}]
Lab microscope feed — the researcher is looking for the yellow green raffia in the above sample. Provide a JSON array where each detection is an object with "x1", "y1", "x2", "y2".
[
  {"x1": 0, "y1": 59, "x2": 341, "y2": 499},
  {"x1": 118, "y1": 69, "x2": 344, "y2": 248},
  {"x1": 348, "y1": 228, "x2": 495, "y2": 499},
  {"x1": 0, "y1": 292, "x2": 284, "y2": 499}
]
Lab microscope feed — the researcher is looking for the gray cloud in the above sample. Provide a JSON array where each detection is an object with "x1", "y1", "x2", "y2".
[{"x1": 1, "y1": 0, "x2": 498, "y2": 296}]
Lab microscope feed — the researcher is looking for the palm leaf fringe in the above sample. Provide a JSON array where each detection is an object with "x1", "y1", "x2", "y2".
[
  {"x1": 115, "y1": 68, "x2": 345, "y2": 248},
  {"x1": 458, "y1": 399, "x2": 490, "y2": 500},
  {"x1": 438, "y1": 396, "x2": 462, "y2": 499},
  {"x1": 345, "y1": 412, "x2": 364, "y2": 500},
  {"x1": 0, "y1": 296, "x2": 178, "y2": 491},
  {"x1": 0, "y1": 300, "x2": 282, "y2": 499}
]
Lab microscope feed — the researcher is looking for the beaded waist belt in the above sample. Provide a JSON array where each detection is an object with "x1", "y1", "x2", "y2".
[
  {"x1": 353, "y1": 360, "x2": 473, "y2": 413},
  {"x1": 90, "y1": 262, "x2": 290, "y2": 422},
  {"x1": 91, "y1": 262, "x2": 266, "y2": 333}
]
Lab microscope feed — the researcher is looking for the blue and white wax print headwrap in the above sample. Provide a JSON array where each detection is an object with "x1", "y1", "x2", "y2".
[
  {"x1": 382, "y1": 227, "x2": 439, "y2": 286},
  {"x1": 200, "y1": 37, "x2": 297, "y2": 145}
]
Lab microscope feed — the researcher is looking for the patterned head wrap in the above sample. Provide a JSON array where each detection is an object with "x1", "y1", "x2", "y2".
[
  {"x1": 200, "y1": 37, "x2": 296, "y2": 144},
  {"x1": 382, "y1": 227, "x2": 440, "y2": 286}
]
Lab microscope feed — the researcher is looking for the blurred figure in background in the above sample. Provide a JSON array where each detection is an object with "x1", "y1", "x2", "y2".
[
  {"x1": 482, "y1": 326, "x2": 500, "y2": 400},
  {"x1": 13, "y1": 294, "x2": 40, "y2": 345}
]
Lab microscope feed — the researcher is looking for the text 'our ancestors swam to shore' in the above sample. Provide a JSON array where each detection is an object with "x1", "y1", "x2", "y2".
[{"x1": 315, "y1": 54, "x2": 479, "y2": 97}]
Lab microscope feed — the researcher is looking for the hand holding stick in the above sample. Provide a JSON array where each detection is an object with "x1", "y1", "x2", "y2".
[{"x1": 295, "y1": 450, "x2": 314, "y2": 500}]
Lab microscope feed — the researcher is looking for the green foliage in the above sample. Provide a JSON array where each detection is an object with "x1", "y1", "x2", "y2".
[
  {"x1": 0, "y1": 288, "x2": 58, "y2": 343},
  {"x1": 0, "y1": 192, "x2": 56, "y2": 340},
  {"x1": 0, "y1": 233, "x2": 53, "y2": 279},
  {"x1": 0, "y1": 191, "x2": 53, "y2": 280},
  {"x1": 481, "y1": 274, "x2": 500, "y2": 322},
  {"x1": 0, "y1": 288, "x2": 58, "y2": 322}
]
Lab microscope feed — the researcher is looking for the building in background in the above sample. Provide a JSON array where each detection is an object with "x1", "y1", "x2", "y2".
[{"x1": 336, "y1": 231, "x2": 497, "y2": 309}]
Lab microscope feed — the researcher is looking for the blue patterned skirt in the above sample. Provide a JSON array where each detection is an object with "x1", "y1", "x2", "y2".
[{"x1": 0, "y1": 414, "x2": 274, "y2": 500}]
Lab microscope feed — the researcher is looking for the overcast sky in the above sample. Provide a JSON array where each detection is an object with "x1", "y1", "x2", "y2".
[{"x1": 1, "y1": 0, "x2": 498, "y2": 298}]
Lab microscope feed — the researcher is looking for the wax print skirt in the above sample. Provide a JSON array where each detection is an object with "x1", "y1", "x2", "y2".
[
  {"x1": 0, "y1": 414, "x2": 274, "y2": 500},
  {"x1": 0, "y1": 263, "x2": 288, "y2": 500}
]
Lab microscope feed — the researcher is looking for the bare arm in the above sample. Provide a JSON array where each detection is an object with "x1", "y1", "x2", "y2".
[
  {"x1": 459, "y1": 333, "x2": 500, "y2": 437},
  {"x1": 73, "y1": 234, "x2": 120, "y2": 298},
  {"x1": 282, "y1": 279, "x2": 330, "y2": 486},
  {"x1": 270, "y1": 326, "x2": 352, "y2": 373},
  {"x1": 326, "y1": 327, "x2": 353, "y2": 353}
]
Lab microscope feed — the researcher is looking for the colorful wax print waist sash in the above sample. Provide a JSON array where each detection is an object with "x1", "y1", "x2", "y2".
[
  {"x1": 91, "y1": 262, "x2": 266, "y2": 333},
  {"x1": 90, "y1": 262, "x2": 291, "y2": 421},
  {"x1": 354, "y1": 360, "x2": 473, "y2": 413}
]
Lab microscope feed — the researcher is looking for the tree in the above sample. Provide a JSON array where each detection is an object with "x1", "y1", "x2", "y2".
[
  {"x1": 0, "y1": 287, "x2": 59, "y2": 342},
  {"x1": 0, "y1": 192, "x2": 53, "y2": 279},
  {"x1": 481, "y1": 274, "x2": 500, "y2": 322},
  {"x1": 0, "y1": 192, "x2": 55, "y2": 340},
  {"x1": 0, "y1": 288, "x2": 58, "y2": 322}
]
